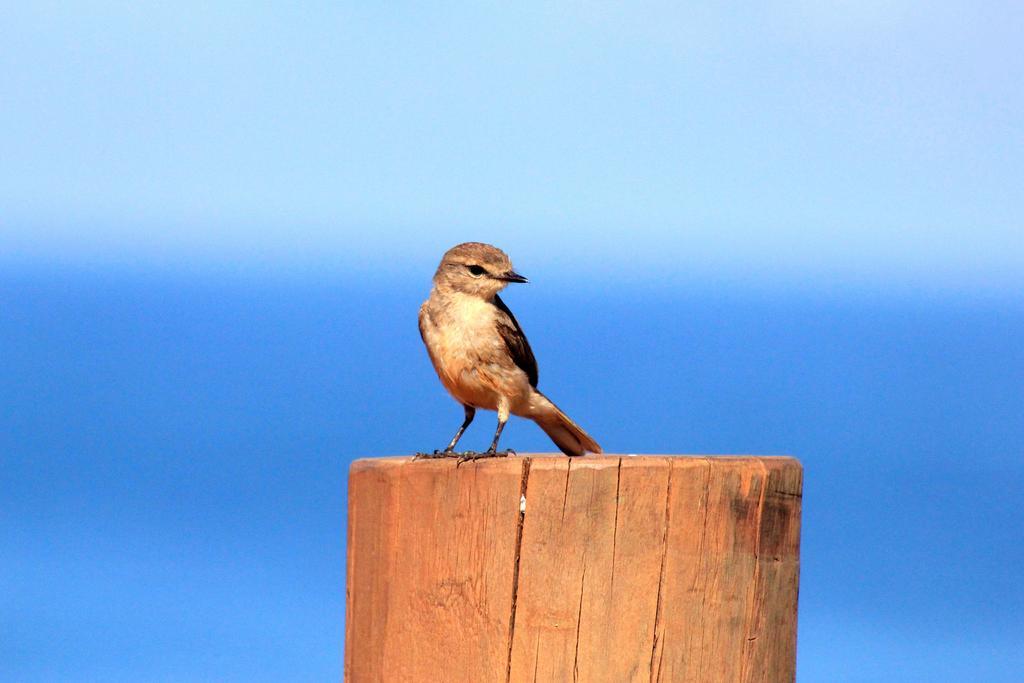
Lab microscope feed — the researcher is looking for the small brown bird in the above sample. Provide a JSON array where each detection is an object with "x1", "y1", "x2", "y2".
[{"x1": 417, "y1": 242, "x2": 601, "y2": 459}]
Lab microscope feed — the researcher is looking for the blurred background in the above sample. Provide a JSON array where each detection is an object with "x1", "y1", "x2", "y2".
[{"x1": 2, "y1": 3, "x2": 1021, "y2": 681}]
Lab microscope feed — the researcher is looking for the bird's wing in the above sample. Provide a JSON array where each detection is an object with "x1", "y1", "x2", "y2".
[
  {"x1": 417, "y1": 305, "x2": 428, "y2": 343},
  {"x1": 492, "y1": 294, "x2": 539, "y2": 387}
]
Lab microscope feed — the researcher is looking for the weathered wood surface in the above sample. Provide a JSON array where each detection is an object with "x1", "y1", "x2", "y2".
[{"x1": 345, "y1": 454, "x2": 802, "y2": 683}]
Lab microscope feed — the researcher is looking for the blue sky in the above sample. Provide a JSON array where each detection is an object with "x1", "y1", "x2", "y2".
[{"x1": 2, "y1": 2, "x2": 1021, "y2": 291}]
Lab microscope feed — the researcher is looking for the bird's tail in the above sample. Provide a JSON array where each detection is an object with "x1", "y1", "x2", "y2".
[{"x1": 528, "y1": 392, "x2": 602, "y2": 457}]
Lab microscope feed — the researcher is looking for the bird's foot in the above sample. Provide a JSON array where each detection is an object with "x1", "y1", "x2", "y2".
[
  {"x1": 455, "y1": 450, "x2": 483, "y2": 465},
  {"x1": 457, "y1": 448, "x2": 516, "y2": 464},
  {"x1": 414, "y1": 449, "x2": 517, "y2": 464},
  {"x1": 412, "y1": 449, "x2": 458, "y2": 461}
]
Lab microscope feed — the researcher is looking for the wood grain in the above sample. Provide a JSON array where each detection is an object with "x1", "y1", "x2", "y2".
[{"x1": 345, "y1": 454, "x2": 801, "y2": 683}]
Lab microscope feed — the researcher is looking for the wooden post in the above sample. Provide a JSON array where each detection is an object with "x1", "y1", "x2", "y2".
[{"x1": 345, "y1": 454, "x2": 802, "y2": 682}]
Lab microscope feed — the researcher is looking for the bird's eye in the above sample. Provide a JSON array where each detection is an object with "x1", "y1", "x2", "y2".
[{"x1": 467, "y1": 264, "x2": 486, "y2": 277}]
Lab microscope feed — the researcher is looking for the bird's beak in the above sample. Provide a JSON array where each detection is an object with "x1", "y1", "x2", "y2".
[{"x1": 496, "y1": 271, "x2": 528, "y2": 283}]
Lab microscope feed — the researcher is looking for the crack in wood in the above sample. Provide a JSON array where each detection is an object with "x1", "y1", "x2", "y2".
[
  {"x1": 572, "y1": 563, "x2": 586, "y2": 683},
  {"x1": 696, "y1": 457, "x2": 713, "y2": 680},
  {"x1": 505, "y1": 457, "x2": 532, "y2": 683},
  {"x1": 532, "y1": 633, "x2": 540, "y2": 682},
  {"x1": 648, "y1": 461, "x2": 674, "y2": 683},
  {"x1": 560, "y1": 458, "x2": 572, "y2": 521},
  {"x1": 738, "y1": 460, "x2": 769, "y2": 683},
  {"x1": 610, "y1": 457, "x2": 622, "y2": 595}
]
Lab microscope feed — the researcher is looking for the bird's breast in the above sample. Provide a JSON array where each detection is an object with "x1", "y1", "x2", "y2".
[{"x1": 420, "y1": 293, "x2": 518, "y2": 409}]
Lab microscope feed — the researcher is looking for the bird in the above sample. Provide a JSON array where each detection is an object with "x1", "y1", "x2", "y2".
[{"x1": 417, "y1": 242, "x2": 601, "y2": 460}]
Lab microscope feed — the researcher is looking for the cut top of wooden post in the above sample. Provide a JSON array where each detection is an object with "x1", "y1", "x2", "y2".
[{"x1": 345, "y1": 454, "x2": 802, "y2": 683}]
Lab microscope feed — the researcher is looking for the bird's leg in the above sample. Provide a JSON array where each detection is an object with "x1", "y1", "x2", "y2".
[
  {"x1": 486, "y1": 401, "x2": 515, "y2": 456},
  {"x1": 486, "y1": 417, "x2": 507, "y2": 454},
  {"x1": 458, "y1": 415, "x2": 514, "y2": 463},
  {"x1": 445, "y1": 405, "x2": 476, "y2": 452},
  {"x1": 414, "y1": 405, "x2": 475, "y2": 460}
]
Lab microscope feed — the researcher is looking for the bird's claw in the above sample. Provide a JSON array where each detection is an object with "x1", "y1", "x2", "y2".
[
  {"x1": 456, "y1": 450, "x2": 482, "y2": 465},
  {"x1": 415, "y1": 449, "x2": 517, "y2": 464},
  {"x1": 456, "y1": 448, "x2": 516, "y2": 465},
  {"x1": 412, "y1": 449, "x2": 457, "y2": 460}
]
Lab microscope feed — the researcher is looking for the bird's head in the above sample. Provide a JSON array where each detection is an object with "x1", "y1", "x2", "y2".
[{"x1": 433, "y1": 242, "x2": 528, "y2": 297}]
